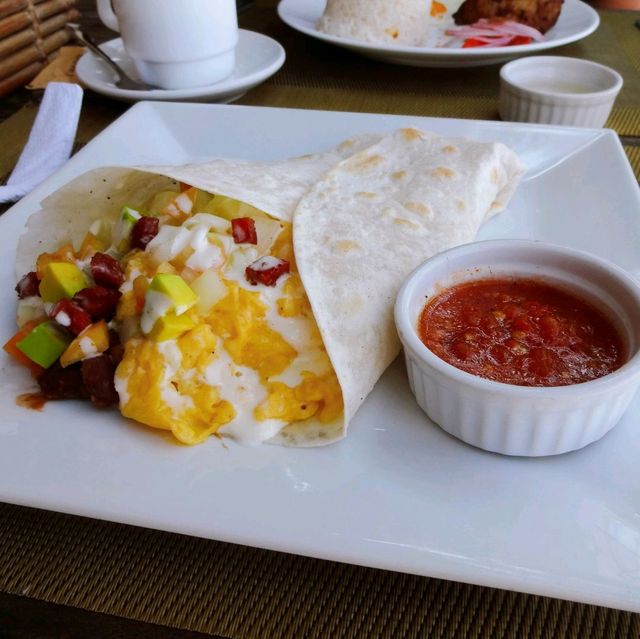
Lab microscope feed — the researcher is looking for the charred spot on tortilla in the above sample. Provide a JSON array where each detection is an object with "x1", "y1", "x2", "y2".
[
  {"x1": 401, "y1": 128, "x2": 426, "y2": 142},
  {"x1": 403, "y1": 201, "x2": 431, "y2": 216},
  {"x1": 334, "y1": 240, "x2": 361, "y2": 253},
  {"x1": 457, "y1": 200, "x2": 467, "y2": 211},
  {"x1": 391, "y1": 171, "x2": 407, "y2": 181},
  {"x1": 346, "y1": 153, "x2": 385, "y2": 173},
  {"x1": 393, "y1": 217, "x2": 421, "y2": 230},
  {"x1": 431, "y1": 167, "x2": 456, "y2": 179},
  {"x1": 442, "y1": 145, "x2": 459, "y2": 154},
  {"x1": 356, "y1": 192, "x2": 377, "y2": 199}
]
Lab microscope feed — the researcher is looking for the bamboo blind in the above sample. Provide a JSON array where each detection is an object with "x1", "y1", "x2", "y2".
[{"x1": 0, "y1": 0, "x2": 79, "y2": 96}]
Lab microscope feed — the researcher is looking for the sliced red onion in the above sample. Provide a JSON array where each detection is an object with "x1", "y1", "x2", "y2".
[{"x1": 445, "y1": 19, "x2": 545, "y2": 47}]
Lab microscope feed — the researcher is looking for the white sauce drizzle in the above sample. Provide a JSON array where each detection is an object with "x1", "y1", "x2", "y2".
[
  {"x1": 140, "y1": 290, "x2": 172, "y2": 335},
  {"x1": 207, "y1": 348, "x2": 285, "y2": 445}
]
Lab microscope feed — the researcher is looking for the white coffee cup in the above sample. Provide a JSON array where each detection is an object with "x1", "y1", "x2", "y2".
[{"x1": 96, "y1": 0, "x2": 238, "y2": 90}]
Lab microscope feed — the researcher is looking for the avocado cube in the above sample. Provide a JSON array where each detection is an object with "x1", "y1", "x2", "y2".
[
  {"x1": 149, "y1": 274, "x2": 198, "y2": 315},
  {"x1": 113, "y1": 205, "x2": 142, "y2": 251},
  {"x1": 39, "y1": 262, "x2": 89, "y2": 303},
  {"x1": 149, "y1": 313, "x2": 195, "y2": 341},
  {"x1": 16, "y1": 321, "x2": 72, "y2": 368}
]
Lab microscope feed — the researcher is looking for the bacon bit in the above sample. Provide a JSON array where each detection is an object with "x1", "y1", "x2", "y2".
[
  {"x1": 245, "y1": 256, "x2": 290, "y2": 287},
  {"x1": 50, "y1": 299, "x2": 92, "y2": 335},
  {"x1": 231, "y1": 217, "x2": 258, "y2": 245},
  {"x1": 131, "y1": 216, "x2": 160, "y2": 250},
  {"x1": 15, "y1": 272, "x2": 40, "y2": 299},
  {"x1": 431, "y1": 0, "x2": 446, "y2": 16},
  {"x1": 90, "y1": 252, "x2": 125, "y2": 288},
  {"x1": 72, "y1": 286, "x2": 121, "y2": 320}
]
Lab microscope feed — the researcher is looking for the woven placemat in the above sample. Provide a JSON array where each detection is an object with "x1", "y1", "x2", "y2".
[{"x1": 1, "y1": 502, "x2": 639, "y2": 639}]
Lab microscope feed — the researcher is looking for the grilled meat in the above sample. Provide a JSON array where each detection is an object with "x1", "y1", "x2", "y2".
[{"x1": 453, "y1": 0, "x2": 564, "y2": 34}]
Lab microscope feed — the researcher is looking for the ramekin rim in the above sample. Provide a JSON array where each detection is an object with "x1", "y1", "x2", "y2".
[{"x1": 499, "y1": 56, "x2": 623, "y2": 101}]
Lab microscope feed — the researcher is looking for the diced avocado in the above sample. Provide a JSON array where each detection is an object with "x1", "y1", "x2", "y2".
[
  {"x1": 16, "y1": 321, "x2": 72, "y2": 368},
  {"x1": 149, "y1": 312, "x2": 195, "y2": 341},
  {"x1": 149, "y1": 274, "x2": 198, "y2": 315},
  {"x1": 112, "y1": 205, "x2": 142, "y2": 252},
  {"x1": 39, "y1": 262, "x2": 89, "y2": 303}
]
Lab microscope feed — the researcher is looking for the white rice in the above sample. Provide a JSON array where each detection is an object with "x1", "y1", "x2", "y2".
[{"x1": 317, "y1": 0, "x2": 432, "y2": 46}]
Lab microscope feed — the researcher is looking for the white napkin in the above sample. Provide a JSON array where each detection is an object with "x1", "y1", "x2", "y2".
[{"x1": 0, "y1": 82, "x2": 83, "y2": 203}]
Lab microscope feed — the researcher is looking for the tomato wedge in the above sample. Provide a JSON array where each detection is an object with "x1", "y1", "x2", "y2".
[
  {"x1": 462, "y1": 38, "x2": 487, "y2": 48},
  {"x1": 509, "y1": 35, "x2": 533, "y2": 46}
]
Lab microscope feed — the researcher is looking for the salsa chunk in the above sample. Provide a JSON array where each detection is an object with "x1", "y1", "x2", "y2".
[{"x1": 418, "y1": 278, "x2": 626, "y2": 387}]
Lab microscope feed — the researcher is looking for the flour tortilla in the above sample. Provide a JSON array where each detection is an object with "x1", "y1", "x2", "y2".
[
  {"x1": 15, "y1": 128, "x2": 524, "y2": 447},
  {"x1": 275, "y1": 127, "x2": 525, "y2": 445}
]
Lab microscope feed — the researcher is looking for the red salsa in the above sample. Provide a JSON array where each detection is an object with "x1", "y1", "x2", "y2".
[{"x1": 418, "y1": 278, "x2": 626, "y2": 387}]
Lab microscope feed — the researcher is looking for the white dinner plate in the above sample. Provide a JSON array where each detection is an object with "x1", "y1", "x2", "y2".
[
  {"x1": 277, "y1": 0, "x2": 600, "y2": 67},
  {"x1": 75, "y1": 30, "x2": 285, "y2": 102},
  {"x1": 2, "y1": 103, "x2": 640, "y2": 612}
]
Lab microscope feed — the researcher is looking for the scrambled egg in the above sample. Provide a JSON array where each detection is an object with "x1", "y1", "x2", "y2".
[{"x1": 113, "y1": 189, "x2": 343, "y2": 445}]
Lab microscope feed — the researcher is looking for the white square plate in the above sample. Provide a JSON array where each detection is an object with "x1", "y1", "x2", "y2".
[{"x1": 2, "y1": 103, "x2": 640, "y2": 612}]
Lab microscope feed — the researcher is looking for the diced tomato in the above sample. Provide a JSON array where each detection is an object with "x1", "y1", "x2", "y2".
[
  {"x1": 179, "y1": 182, "x2": 193, "y2": 192},
  {"x1": 508, "y1": 36, "x2": 533, "y2": 46},
  {"x1": 245, "y1": 257, "x2": 290, "y2": 287},
  {"x1": 50, "y1": 299, "x2": 92, "y2": 335},
  {"x1": 231, "y1": 217, "x2": 258, "y2": 245},
  {"x1": 462, "y1": 38, "x2": 487, "y2": 48},
  {"x1": 3, "y1": 319, "x2": 46, "y2": 377}
]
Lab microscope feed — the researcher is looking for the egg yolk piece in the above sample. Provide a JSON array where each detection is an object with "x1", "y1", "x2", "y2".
[
  {"x1": 115, "y1": 324, "x2": 235, "y2": 444},
  {"x1": 113, "y1": 202, "x2": 344, "y2": 445}
]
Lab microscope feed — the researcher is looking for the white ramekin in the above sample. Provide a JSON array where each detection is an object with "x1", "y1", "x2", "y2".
[
  {"x1": 394, "y1": 240, "x2": 640, "y2": 457},
  {"x1": 499, "y1": 56, "x2": 623, "y2": 128}
]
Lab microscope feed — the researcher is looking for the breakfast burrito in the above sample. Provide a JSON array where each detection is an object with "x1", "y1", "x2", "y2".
[{"x1": 8, "y1": 128, "x2": 524, "y2": 447}]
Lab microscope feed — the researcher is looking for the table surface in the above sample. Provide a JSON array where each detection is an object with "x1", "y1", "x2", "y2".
[{"x1": 1, "y1": 1, "x2": 640, "y2": 638}]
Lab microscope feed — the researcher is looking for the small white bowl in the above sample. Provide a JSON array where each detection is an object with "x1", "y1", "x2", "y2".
[
  {"x1": 394, "y1": 240, "x2": 640, "y2": 457},
  {"x1": 499, "y1": 56, "x2": 623, "y2": 128}
]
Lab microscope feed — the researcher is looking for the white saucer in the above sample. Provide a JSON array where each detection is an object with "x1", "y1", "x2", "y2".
[
  {"x1": 76, "y1": 30, "x2": 286, "y2": 102},
  {"x1": 278, "y1": 0, "x2": 599, "y2": 68}
]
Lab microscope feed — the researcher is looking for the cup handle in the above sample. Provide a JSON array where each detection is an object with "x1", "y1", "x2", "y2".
[{"x1": 96, "y1": 0, "x2": 120, "y2": 32}]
